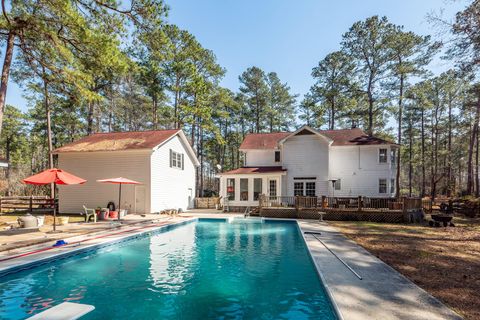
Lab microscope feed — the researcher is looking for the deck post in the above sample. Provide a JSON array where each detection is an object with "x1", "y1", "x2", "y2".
[
  {"x1": 29, "y1": 195, "x2": 33, "y2": 214},
  {"x1": 358, "y1": 196, "x2": 363, "y2": 212},
  {"x1": 402, "y1": 196, "x2": 409, "y2": 223},
  {"x1": 321, "y1": 195, "x2": 326, "y2": 209}
]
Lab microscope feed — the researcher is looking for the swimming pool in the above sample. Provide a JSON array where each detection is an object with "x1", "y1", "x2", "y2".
[{"x1": 0, "y1": 218, "x2": 337, "y2": 319}]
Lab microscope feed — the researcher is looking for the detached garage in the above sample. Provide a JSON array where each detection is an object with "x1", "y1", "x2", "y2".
[{"x1": 54, "y1": 129, "x2": 199, "y2": 214}]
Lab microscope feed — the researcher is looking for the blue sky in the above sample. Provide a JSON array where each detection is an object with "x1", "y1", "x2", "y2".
[{"x1": 5, "y1": 0, "x2": 468, "y2": 113}]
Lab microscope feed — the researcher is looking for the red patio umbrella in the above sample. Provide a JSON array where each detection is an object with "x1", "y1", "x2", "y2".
[
  {"x1": 96, "y1": 177, "x2": 141, "y2": 221},
  {"x1": 23, "y1": 168, "x2": 87, "y2": 232}
]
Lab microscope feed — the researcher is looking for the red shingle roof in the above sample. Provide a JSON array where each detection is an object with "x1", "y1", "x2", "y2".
[
  {"x1": 53, "y1": 130, "x2": 180, "y2": 153},
  {"x1": 321, "y1": 128, "x2": 395, "y2": 146},
  {"x1": 239, "y1": 128, "x2": 395, "y2": 149},
  {"x1": 221, "y1": 166, "x2": 286, "y2": 175},
  {"x1": 239, "y1": 132, "x2": 290, "y2": 150}
]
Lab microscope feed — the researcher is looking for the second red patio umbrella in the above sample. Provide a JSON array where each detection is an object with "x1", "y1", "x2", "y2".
[
  {"x1": 97, "y1": 177, "x2": 141, "y2": 221},
  {"x1": 23, "y1": 168, "x2": 87, "y2": 232}
]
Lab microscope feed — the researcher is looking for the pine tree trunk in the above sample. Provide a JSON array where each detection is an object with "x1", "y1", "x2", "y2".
[
  {"x1": 367, "y1": 75, "x2": 374, "y2": 135},
  {"x1": 476, "y1": 131, "x2": 479, "y2": 197},
  {"x1": 44, "y1": 77, "x2": 54, "y2": 198},
  {"x1": 408, "y1": 118, "x2": 413, "y2": 197},
  {"x1": 174, "y1": 77, "x2": 180, "y2": 129},
  {"x1": 447, "y1": 99, "x2": 453, "y2": 197},
  {"x1": 396, "y1": 74, "x2": 404, "y2": 198},
  {"x1": 330, "y1": 96, "x2": 335, "y2": 130},
  {"x1": 0, "y1": 30, "x2": 15, "y2": 138},
  {"x1": 467, "y1": 94, "x2": 480, "y2": 195},
  {"x1": 87, "y1": 101, "x2": 95, "y2": 135},
  {"x1": 152, "y1": 94, "x2": 157, "y2": 130},
  {"x1": 199, "y1": 125, "x2": 204, "y2": 197},
  {"x1": 421, "y1": 105, "x2": 426, "y2": 197}
]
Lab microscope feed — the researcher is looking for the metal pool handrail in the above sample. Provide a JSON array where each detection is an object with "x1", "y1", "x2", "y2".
[{"x1": 304, "y1": 231, "x2": 363, "y2": 280}]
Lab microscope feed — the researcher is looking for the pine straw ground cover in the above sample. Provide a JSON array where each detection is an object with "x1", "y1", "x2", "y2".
[{"x1": 329, "y1": 217, "x2": 480, "y2": 320}]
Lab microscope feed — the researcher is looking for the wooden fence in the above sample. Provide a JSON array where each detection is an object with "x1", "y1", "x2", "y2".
[
  {"x1": 195, "y1": 197, "x2": 220, "y2": 209},
  {"x1": 0, "y1": 196, "x2": 56, "y2": 215}
]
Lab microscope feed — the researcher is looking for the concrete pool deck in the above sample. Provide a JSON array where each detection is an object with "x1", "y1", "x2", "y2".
[
  {"x1": 0, "y1": 216, "x2": 194, "y2": 275},
  {"x1": 298, "y1": 219, "x2": 462, "y2": 320},
  {"x1": 0, "y1": 212, "x2": 462, "y2": 319}
]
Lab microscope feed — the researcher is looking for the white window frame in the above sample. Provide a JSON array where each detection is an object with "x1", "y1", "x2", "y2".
[
  {"x1": 379, "y1": 178, "x2": 387, "y2": 194},
  {"x1": 253, "y1": 178, "x2": 262, "y2": 201},
  {"x1": 268, "y1": 179, "x2": 278, "y2": 198},
  {"x1": 378, "y1": 148, "x2": 388, "y2": 164},
  {"x1": 334, "y1": 179, "x2": 341, "y2": 190},
  {"x1": 390, "y1": 178, "x2": 395, "y2": 194},
  {"x1": 170, "y1": 150, "x2": 184, "y2": 170},
  {"x1": 226, "y1": 178, "x2": 235, "y2": 201},
  {"x1": 294, "y1": 182, "x2": 304, "y2": 196},
  {"x1": 305, "y1": 182, "x2": 316, "y2": 197},
  {"x1": 240, "y1": 178, "x2": 249, "y2": 201},
  {"x1": 390, "y1": 148, "x2": 396, "y2": 165},
  {"x1": 274, "y1": 151, "x2": 281, "y2": 163}
]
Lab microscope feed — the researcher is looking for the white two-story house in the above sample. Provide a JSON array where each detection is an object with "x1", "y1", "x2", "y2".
[{"x1": 219, "y1": 125, "x2": 398, "y2": 209}]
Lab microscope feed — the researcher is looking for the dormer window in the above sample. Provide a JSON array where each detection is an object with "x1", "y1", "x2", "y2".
[{"x1": 275, "y1": 151, "x2": 281, "y2": 162}]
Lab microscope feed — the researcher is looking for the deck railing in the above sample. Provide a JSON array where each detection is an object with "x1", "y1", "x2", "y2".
[{"x1": 259, "y1": 195, "x2": 422, "y2": 212}]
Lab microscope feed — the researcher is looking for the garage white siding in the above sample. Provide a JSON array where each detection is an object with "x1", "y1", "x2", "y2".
[
  {"x1": 58, "y1": 150, "x2": 151, "y2": 213},
  {"x1": 150, "y1": 135, "x2": 196, "y2": 212}
]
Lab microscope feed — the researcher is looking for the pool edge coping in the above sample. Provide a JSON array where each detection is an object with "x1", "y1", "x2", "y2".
[
  {"x1": 1, "y1": 216, "x2": 344, "y2": 320},
  {"x1": 0, "y1": 218, "x2": 196, "y2": 277}
]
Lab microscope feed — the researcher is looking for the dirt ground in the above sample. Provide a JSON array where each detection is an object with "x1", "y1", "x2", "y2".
[{"x1": 330, "y1": 217, "x2": 480, "y2": 320}]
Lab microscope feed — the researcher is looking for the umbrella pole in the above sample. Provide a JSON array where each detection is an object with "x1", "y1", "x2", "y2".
[
  {"x1": 53, "y1": 182, "x2": 57, "y2": 232},
  {"x1": 118, "y1": 183, "x2": 122, "y2": 221}
]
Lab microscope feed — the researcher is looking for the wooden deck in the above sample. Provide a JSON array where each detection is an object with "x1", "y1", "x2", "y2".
[{"x1": 258, "y1": 195, "x2": 423, "y2": 222}]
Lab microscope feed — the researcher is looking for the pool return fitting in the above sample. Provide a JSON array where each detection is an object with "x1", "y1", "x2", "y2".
[{"x1": 304, "y1": 231, "x2": 363, "y2": 280}]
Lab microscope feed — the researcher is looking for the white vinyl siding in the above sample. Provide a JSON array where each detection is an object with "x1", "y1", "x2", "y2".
[
  {"x1": 283, "y1": 134, "x2": 329, "y2": 197},
  {"x1": 58, "y1": 150, "x2": 151, "y2": 214},
  {"x1": 329, "y1": 145, "x2": 396, "y2": 197},
  {"x1": 151, "y1": 135, "x2": 196, "y2": 212}
]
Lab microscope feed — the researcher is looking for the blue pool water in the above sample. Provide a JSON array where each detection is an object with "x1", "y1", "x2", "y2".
[{"x1": 0, "y1": 218, "x2": 337, "y2": 319}]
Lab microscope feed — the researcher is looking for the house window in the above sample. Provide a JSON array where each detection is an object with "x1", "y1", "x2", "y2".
[
  {"x1": 254, "y1": 178, "x2": 262, "y2": 201},
  {"x1": 240, "y1": 178, "x2": 248, "y2": 201},
  {"x1": 227, "y1": 178, "x2": 235, "y2": 201},
  {"x1": 379, "y1": 148, "x2": 388, "y2": 163},
  {"x1": 170, "y1": 149, "x2": 184, "y2": 169},
  {"x1": 294, "y1": 182, "x2": 304, "y2": 196},
  {"x1": 379, "y1": 179, "x2": 387, "y2": 194},
  {"x1": 390, "y1": 178, "x2": 395, "y2": 194},
  {"x1": 305, "y1": 182, "x2": 316, "y2": 197},
  {"x1": 334, "y1": 179, "x2": 341, "y2": 190},
  {"x1": 275, "y1": 151, "x2": 281, "y2": 162},
  {"x1": 391, "y1": 149, "x2": 396, "y2": 165},
  {"x1": 269, "y1": 180, "x2": 277, "y2": 197}
]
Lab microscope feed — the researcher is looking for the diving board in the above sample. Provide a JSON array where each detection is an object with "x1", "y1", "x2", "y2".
[{"x1": 27, "y1": 302, "x2": 94, "y2": 320}]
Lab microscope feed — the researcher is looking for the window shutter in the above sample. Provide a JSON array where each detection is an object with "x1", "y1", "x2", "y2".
[
  {"x1": 169, "y1": 149, "x2": 173, "y2": 167},
  {"x1": 181, "y1": 154, "x2": 184, "y2": 170}
]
